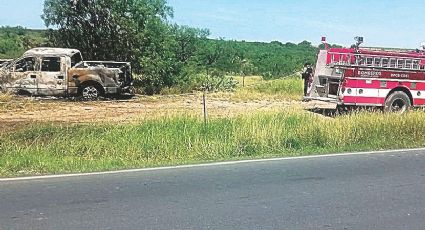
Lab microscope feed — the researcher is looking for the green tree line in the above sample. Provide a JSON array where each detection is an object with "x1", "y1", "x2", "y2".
[
  {"x1": 0, "y1": 26, "x2": 49, "y2": 59},
  {"x1": 0, "y1": 0, "x2": 321, "y2": 94}
]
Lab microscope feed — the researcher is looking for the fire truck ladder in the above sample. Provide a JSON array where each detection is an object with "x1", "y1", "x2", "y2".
[{"x1": 328, "y1": 52, "x2": 422, "y2": 70}]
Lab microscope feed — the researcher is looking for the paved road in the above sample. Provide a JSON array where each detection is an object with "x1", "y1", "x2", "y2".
[{"x1": 2, "y1": 150, "x2": 425, "y2": 230}]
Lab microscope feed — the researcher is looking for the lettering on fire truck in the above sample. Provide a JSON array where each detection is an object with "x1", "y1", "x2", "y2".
[{"x1": 358, "y1": 71, "x2": 382, "y2": 77}]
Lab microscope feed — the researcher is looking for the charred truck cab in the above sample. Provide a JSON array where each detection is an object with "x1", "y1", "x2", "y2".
[
  {"x1": 0, "y1": 48, "x2": 133, "y2": 99},
  {"x1": 305, "y1": 37, "x2": 425, "y2": 112}
]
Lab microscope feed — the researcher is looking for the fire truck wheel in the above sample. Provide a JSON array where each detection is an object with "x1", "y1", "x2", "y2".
[{"x1": 384, "y1": 91, "x2": 411, "y2": 113}]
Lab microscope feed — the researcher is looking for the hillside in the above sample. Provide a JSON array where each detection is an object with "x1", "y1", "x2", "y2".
[
  {"x1": 0, "y1": 26, "x2": 49, "y2": 59},
  {"x1": 201, "y1": 39, "x2": 317, "y2": 78},
  {"x1": 0, "y1": 27, "x2": 317, "y2": 79}
]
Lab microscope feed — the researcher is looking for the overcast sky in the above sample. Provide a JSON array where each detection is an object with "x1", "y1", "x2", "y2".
[{"x1": 1, "y1": 0, "x2": 425, "y2": 48}]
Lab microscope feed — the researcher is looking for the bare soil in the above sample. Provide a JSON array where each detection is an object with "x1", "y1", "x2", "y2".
[{"x1": 0, "y1": 94, "x2": 300, "y2": 132}]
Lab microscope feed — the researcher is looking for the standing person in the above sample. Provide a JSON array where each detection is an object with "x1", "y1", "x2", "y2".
[{"x1": 302, "y1": 63, "x2": 313, "y2": 96}]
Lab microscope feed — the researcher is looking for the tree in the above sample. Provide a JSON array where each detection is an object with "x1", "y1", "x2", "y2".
[
  {"x1": 42, "y1": 0, "x2": 172, "y2": 69},
  {"x1": 42, "y1": 0, "x2": 210, "y2": 94},
  {"x1": 0, "y1": 27, "x2": 48, "y2": 58},
  {"x1": 171, "y1": 25, "x2": 209, "y2": 64},
  {"x1": 318, "y1": 43, "x2": 343, "y2": 49}
]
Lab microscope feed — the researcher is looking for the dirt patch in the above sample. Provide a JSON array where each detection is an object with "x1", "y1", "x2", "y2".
[{"x1": 0, "y1": 94, "x2": 296, "y2": 132}]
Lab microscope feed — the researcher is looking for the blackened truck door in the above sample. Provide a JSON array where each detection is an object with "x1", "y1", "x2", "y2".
[
  {"x1": 10, "y1": 56, "x2": 40, "y2": 95},
  {"x1": 38, "y1": 56, "x2": 67, "y2": 96}
]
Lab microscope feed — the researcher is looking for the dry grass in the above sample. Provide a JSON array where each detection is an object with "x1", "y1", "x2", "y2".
[
  {"x1": 3, "y1": 76, "x2": 425, "y2": 177},
  {"x1": 0, "y1": 93, "x2": 292, "y2": 134},
  {"x1": 0, "y1": 76, "x2": 305, "y2": 134},
  {"x1": 0, "y1": 92, "x2": 14, "y2": 103},
  {"x1": 0, "y1": 93, "x2": 42, "y2": 111},
  {"x1": 213, "y1": 76, "x2": 303, "y2": 102},
  {"x1": 2, "y1": 109, "x2": 425, "y2": 177},
  {"x1": 232, "y1": 75, "x2": 265, "y2": 86}
]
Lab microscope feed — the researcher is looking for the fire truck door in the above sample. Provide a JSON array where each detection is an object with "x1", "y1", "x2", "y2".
[{"x1": 355, "y1": 79, "x2": 380, "y2": 105}]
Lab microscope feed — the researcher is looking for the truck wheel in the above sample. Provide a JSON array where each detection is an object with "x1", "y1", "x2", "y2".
[
  {"x1": 80, "y1": 85, "x2": 102, "y2": 100},
  {"x1": 384, "y1": 91, "x2": 411, "y2": 113}
]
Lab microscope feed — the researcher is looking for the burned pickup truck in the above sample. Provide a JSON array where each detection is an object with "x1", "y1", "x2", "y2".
[{"x1": 0, "y1": 48, "x2": 133, "y2": 99}]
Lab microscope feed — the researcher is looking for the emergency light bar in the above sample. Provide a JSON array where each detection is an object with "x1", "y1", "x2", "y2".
[
  {"x1": 321, "y1": 36, "x2": 329, "y2": 49},
  {"x1": 354, "y1": 36, "x2": 364, "y2": 50},
  {"x1": 355, "y1": 36, "x2": 364, "y2": 44}
]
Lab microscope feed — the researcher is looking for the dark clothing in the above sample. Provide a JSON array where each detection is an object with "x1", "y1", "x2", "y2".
[
  {"x1": 302, "y1": 67, "x2": 313, "y2": 96},
  {"x1": 303, "y1": 79, "x2": 309, "y2": 96},
  {"x1": 303, "y1": 67, "x2": 313, "y2": 78}
]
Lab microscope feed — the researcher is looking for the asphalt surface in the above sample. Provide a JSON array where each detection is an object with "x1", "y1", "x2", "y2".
[{"x1": 2, "y1": 150, "x2": 425, "y2": 230}]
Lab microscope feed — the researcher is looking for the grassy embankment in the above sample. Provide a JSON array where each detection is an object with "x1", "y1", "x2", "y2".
[
  {"x1": 1, "y1": 109, "x2": 425, "y2": 177},
  {"x1": 1, "y1": 76, "x2": 424, "y2": 177}
]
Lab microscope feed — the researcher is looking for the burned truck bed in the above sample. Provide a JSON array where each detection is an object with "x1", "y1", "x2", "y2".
[{"x1": 75, "y1": 61, "x2": 133, "y2": 90}]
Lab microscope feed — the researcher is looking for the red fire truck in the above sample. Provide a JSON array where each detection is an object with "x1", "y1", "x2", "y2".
[{"x1": 306, "y1": 37, "x2": 425, "y2": 113}]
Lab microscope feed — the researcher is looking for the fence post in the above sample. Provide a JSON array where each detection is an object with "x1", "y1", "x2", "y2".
[{"x1": 203, "y1": 89, "x2": 208, "y2": 125}]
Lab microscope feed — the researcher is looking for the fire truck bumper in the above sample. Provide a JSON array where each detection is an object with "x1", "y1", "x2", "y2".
[{"x1": 303, "y1": 96, "x2": 339, "y2": 110}]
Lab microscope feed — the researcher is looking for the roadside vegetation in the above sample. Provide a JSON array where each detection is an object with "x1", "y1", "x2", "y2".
[
  {"x1": 0, "y1": 92, "x2": 38, "y2": 111},
  {"x1": 204, "y1": 75, "x2": 303, "y2": 102},
  {"x1": 1, "y1": 0, "x2": 322, "y2": 94},
  {"x1": 0, "y1": 92, "x2": 13, "y2": 103},
  {"x1": 231, "y1": 75, "x2": 303, "y2": 101},
  {"x1": 1, "y1": 1, "x2": 419, "y2": 178},
  {"x1": 0, "y1": 25, "x2": 316, "y2": 94},
  {"x1": 1, "y1": 109, "x2": 425, "y2": 177}
]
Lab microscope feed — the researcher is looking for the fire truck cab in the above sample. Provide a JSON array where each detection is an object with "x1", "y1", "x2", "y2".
[{"x1": 306, "y1": 37, "x2": 425, "y2": 112}]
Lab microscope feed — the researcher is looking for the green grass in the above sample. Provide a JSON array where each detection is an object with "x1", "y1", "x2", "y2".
[
  {"x1": 249, "y1": 77, "x2": 302, "y2": 97},
  {"x1": 225, "y1": 76, "x2": 303, "y2": 101},
  {"x1": 232, "y1": 75, "x2": 265, "y2": 86},
  {"x1": 1, "y1": 109, "x2": 425, "y2": 177}
]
